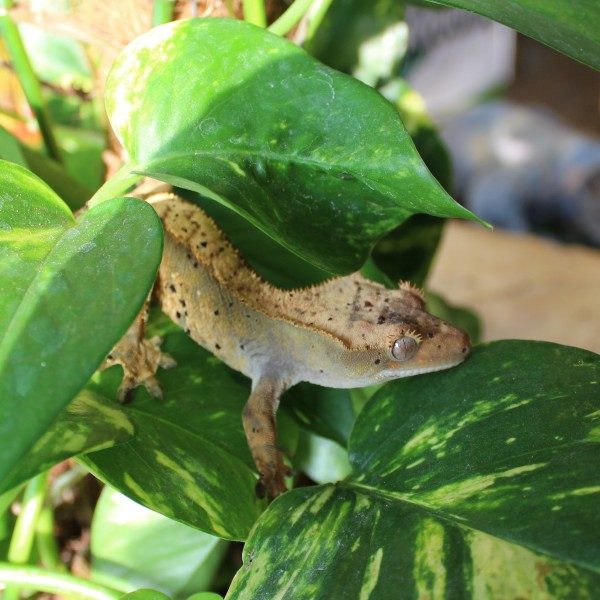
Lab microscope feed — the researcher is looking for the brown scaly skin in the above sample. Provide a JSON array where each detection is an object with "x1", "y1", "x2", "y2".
[{"x1": 109, "y1": 193, "x2": 471, "y2": 498}]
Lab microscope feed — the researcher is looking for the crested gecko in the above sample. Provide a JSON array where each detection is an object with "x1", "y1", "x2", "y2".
[{"x1": 106, "y1": 192, "x2": 471, "y2": 498}]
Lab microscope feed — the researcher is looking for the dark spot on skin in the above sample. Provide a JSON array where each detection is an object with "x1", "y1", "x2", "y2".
[
  {"x1": 328, "y1": 317, "x2": 333, "y2": 321},
  {"x1": 229, "y1": 302, "x2": 234, "y2": 308},
  {"x1": 185, "y1": 328, "x2": 191, "y2": 334},
  {"x1": 384, "y1": 298, "x2": 389, "y2": 303},
  {"x1": 374, "y1": 359, "x2": 380, "y2": 365},
  {"x1": 428, "y1": 332, "x2": 434, "y2": 338},
  {"x1": 366, "y1": 345, "x2": 371, "y2": 350},
  {"x1": 200, "y1": 241, "x2": 208, "y2": 248},
  {"x1": 246, "y1": 314, "x2": 251, "y2": 318},
  {"x1": 218, "y1": 246, "x2": 224, "y2": 253},
  {"x1": 180, "y1": 299, "x2": 186, "y2": 307},
  {"x1": 186, "y1": 253, "x2": 191, "y2": 260},
  {"x1": 319, "y1": 369, "x2": 324, "y2": 373},
  {"x1": 182, "y1": 227, "x2": 188, "y2": 233},
  {"x1": 193, "y1": 262, "x2": 198, "y2": 268},
  {"x1": 184, "y1": 311, "x2": 188, "y2": 316},
  {"x1": 462, "y1": 347, "x2": 468, "y2": 353},
  {"x1": 169, "y1": 284, "x2": 176, "y2": 292},
  {"x1": 437, "y1": 345, "x2": 442, "y2": 349},
  {"x1": 107, "y1": 353, "x2": 113, "y2": 360},
  {"x1": 176, "y1": 311, "x2": 181, "y2": 319},
  {"x1": 214, "y1": 310, "x2": 219, "y2": 316},
  {"x1": 215, "y1": 343, "x2": 221, "y2": 350},
  {"x1": 240, "y1": 344, "x2": 245, "y2": 350},
  {"x1": 377, "y1": 316, "x2": 386, "y2": 324},
  {"x1": 364, "y1": 301, "x2": 373, "y2": 307}
]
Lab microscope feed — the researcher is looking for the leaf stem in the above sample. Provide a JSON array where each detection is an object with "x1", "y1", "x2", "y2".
[
  {"x1": 152, "y1": 0, "x2": 175, "y2": 26},
  {"x1": 243, "y1": 0, "x2": 267, "y2": 28},
  {"x1": 5, "y1": 472, "x2": 49, "y2": 600},
  {"x1": 268, "y1": 0, "x2": 315, "y2": 36},
  {"x1": 88, "y1": 163, "x2": 143, "y2": 207},
  {"x1": 36, "y1": 504, "x2": 64, "y2": 571},
  {"x1": 0, "y1": 0, "x2": 62, "y2": 162},
  {"x1": 0, "y1": 563, "x2": 121, "y2": 600},
  {"x1": 304, "y1": 0, "x2": 335, "y2": 43}
]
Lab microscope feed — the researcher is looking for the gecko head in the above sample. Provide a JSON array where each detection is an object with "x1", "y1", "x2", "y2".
[{"x1": 353, "y1": 282, "x2": 471, "y2": 382}]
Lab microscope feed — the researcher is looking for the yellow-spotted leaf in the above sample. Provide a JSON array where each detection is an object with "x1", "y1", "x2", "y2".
[
  {"x1": 226, "y1": 341, "x2": 600, "y2": 597},
  {"x1": 0, "y1": 161, "x2": 162, "y2": 486},
  {"x1": 228, "y1": 485, "x2": 600, "y2": 599},
  {"x1": 104, "y1": 18, "x2": 479, "y2": 276},
  {"x1": 82, "y1": 317, "x2": 264, "y2": 541},
  {"x1": 0, "y1": 389, "x2": 134, "y2": 494}
]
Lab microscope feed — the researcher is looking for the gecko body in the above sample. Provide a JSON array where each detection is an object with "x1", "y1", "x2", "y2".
[{"x1": 107, "y1": 193, "x2": 470, "y2": 497}]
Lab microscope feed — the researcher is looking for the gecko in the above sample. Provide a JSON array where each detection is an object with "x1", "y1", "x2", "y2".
[{"x1": 105, "y1": 191, "x2": 471, "y2": 499}]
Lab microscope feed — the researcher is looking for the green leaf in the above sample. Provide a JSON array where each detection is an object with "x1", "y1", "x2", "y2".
[
  {"x1": 82, "y1": 319, "x2": 264, "y2": 541},
  {"x1": 92, "y1": 487, "x2": 227, "y2": 598},
  {"x1": 227, "y1": 486, "x2": 600, "y2": 599},
  {"x1": 0, "y1": 389, "x2": 134, "y2": 494},
  {"x1": 0, "y1": 160, "x2": 163, "y2": 485},
  {"x1": 120, "y1": 590, "x2": 171, "y2": 600},
  {"x1": 424, "y1": 0, "x2": 600, "y2": 70},
  {"x1": 226, "y1": 341, "x2": 600, "y2": 597},
  {"x1": 105, "y1": 18, "x2": 479, "y2": 276}
]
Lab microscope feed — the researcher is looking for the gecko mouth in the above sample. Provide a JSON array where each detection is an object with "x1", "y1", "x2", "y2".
[{"x1": 380, "y1": 357, "x2": 466, "y2": 380}]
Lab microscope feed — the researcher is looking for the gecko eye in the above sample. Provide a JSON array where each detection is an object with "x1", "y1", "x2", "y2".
[{"x1": 391, "y1": 336, "x2": 418, "y2": 361}]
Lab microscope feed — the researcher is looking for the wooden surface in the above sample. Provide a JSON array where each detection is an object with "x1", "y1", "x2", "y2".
[{"x1": 428, "y1": 222, "x2": 600, "y2": 354}]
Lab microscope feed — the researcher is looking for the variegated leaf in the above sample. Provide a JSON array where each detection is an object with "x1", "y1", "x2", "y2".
[
  {"x1": 226, "y1": 340, "x2": 600, "y2": 598},
  {"x1": 82, "y1": 319, "x2": 264, "y2": 541},
  {"x1": 228, "y1": 485, "x2": 600, "y2": 599}
]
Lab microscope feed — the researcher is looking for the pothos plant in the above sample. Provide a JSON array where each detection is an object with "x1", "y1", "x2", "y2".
[{"x1": 0, "y1": 1, "x2": 599, "y2": 599}]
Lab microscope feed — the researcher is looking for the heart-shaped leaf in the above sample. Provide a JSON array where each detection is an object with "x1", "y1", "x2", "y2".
[
  {"x1": 104, "y1": 18, "x2": 478, "y2": 276},
  {"x1": 82, "y1": 321, "x2": 264, "y2": 541},
  {"x1": 0, "y1": 160, "x2": 162, "y2": 484},
  {"x1": 91, "y1": 486, "x2": 227, "y2": 597},
  {"x1": 226, "y1": 341, "x2": 600, "y2": 597},
  {"x1": 0, "y1": 389, "x2": 134, "y2": 494}
]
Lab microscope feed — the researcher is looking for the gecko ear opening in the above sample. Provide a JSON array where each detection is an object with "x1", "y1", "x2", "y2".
[{"x1": 391, "y1": 336, "x2": 418, "y2": 361}]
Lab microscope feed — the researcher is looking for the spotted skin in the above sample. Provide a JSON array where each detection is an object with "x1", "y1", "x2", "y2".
[{"x1": 110, "y1": 193, "x2": 470, "y2": 498}]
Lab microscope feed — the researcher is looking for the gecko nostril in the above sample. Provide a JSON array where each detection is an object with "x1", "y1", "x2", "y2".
[{"x1": 462, "y1": 347, "x2": 468, "y2": 353}]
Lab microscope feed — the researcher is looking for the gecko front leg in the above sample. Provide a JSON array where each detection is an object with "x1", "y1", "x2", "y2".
[
  {"x1": 103, "y1": 298, "x2": 176, "y2": 402},
  {"x1": 243, "y1": 377, "x2": 289, "y2": 499}
]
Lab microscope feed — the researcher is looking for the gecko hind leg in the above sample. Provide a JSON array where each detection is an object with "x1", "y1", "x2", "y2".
[{"x1": 243, "y1": 377, "x2": 289, "y2": 499}]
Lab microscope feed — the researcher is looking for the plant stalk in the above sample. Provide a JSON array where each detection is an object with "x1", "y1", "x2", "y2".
[
  {"x1": 88, "y1": 163, "x2": 143, "y2": 206},
  {"x1": 4, "y1": 473, "x2": 49, "y2": 600},
  {"x1": 0, "y1": 563, "x2": 121, "y2": 600},
  {"x1": 243, "y1": 0, "x2": 267, "y2": 28},
  {"x1": 36, "y1": 504, "x2": 64, "y2": 571},
  {"x1": 304, "y1": 0, "x2": 335, "y2": 43},
  {"x1": 0, "y1": 0, "x2": 62, "y2": 162},
  {"x1": 152, "y1": 0, "x2": 175, "y2": 26},
  {"x1": 268, "y1": 0, "x2": 315, "y2": 36}
]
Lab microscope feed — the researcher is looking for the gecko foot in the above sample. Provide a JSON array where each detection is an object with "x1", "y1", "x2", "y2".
[{"x1": 104, "y1": 334, "x2": 176, "y2": 403}]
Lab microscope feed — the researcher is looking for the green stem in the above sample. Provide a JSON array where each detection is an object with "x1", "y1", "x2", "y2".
[
  {"x1": 5, "y1": 473, "x2": 49, "y2": 600},
  {"x1": 243, "y1": 0, "x2": 267, "y2": 27},
  {"x1": 0, "y1": 563, "x2": 121, "y2": 600},
  {"x1": 152, "y1": 0, "x2": 175, "y2": 26},
  {"x1": 0, "y1": 1, "x2": 62, "y2": 162},
  {"x1": 268, "y1": 0, "x2": 315, "y2": 36},
  {"x1": 88, "y1": 162, "x2": 143, "y2": 207},
  {"x1": 36, "y1": 504, "x2": 64, "y2": 571},
  {"x1": 304, "y1": 0, "x2": 335, "y2": 43}
]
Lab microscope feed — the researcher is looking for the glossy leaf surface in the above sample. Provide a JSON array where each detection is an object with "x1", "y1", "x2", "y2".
[
  {"x1": 227, "y1": 341, "x2": 600, "y2": 597},
  {"x1": 92, "y1": 487, "x2": 227, "y2": 597},
  {"x1": 0, "y1": 389, "x2": 134, "y2": 493},
  {"x1": 83, "y1": 322, "x2": 264, "y2": 541},
  {"x1": 105, "y1": 18, "x2": 478, "y2": 276},
  {"x1": 426, "y1": 0, "x2": 600, "y2": 70},
  {"x1": 0, "y1": 161, "x2": 162, "y2": 484},
  {"x1": 228, "y1": 486, "x2": 600, "y2": 599}
]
